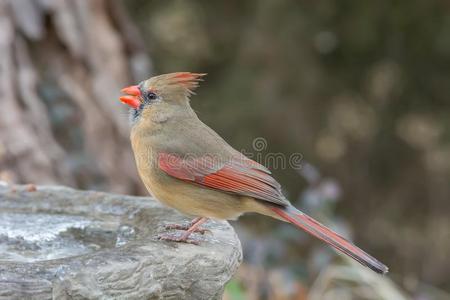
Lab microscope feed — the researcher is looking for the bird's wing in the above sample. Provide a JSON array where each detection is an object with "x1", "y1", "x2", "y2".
[{"x1": 158, "y1": 152, "x2": 289, "y2": 206}]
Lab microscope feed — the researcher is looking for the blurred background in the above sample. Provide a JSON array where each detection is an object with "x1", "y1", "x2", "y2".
[{"x1": 1, "y1": 0, "x2": 449, "y2": 299}]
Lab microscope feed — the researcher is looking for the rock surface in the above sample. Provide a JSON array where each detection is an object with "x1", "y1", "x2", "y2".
[{"x1": 0, "y1": 184, "x2": 242, "y2": 300}]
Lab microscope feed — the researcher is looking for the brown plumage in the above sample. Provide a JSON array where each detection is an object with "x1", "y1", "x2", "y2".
[{"x1": 120, "y1": 72, "x2": 388, "y2": 274}]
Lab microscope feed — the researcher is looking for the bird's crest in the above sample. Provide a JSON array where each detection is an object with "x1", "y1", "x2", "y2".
[
  {"x1": 144, "y1": 72, "x2": 207, "y2": 96},
  {"x1": 165, "y1": 72, "x2": 207, "y2": 94}
]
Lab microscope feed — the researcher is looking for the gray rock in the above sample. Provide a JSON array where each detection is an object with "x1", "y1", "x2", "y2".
[{"x1": 0, "y1": 184, "x2": 242, "y2": 299}]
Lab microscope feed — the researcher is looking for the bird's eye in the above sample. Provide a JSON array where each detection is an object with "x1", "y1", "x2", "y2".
[{"x1": 147, "y1": 92, "x2": 157, "y2": 100}]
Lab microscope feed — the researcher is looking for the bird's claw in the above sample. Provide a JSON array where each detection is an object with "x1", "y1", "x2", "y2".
[
  {"x1": 157, "y1": 233, "x2": 201, "y2": 245},
  {"x1": 163, "y1": 223, "x2": 211, "y2": 235}
]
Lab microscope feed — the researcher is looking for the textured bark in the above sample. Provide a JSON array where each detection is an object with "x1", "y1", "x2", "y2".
[{"x1": 0, "y1": 0, "x2": 151, "y2": 194}]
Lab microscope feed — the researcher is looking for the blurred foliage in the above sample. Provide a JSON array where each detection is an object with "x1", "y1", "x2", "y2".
[{"x1": 126, "y1": 0, "x2": 450, "y2": 298}]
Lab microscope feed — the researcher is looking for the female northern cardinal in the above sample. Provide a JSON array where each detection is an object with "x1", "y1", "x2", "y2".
[{"x1": 119, "y1": 72, "x2": 388, "y2": 274}]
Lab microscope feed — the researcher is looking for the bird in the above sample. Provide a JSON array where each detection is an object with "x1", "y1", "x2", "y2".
[{"x1": 119, "y1": 72, "x2": 388, "y2": 274}]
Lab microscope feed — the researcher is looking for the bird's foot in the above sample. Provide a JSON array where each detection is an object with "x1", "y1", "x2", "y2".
[
  {"x1": 163, "y1": 223, "x2": 210, "y2": 235},
  {"x1": 157, "y1": 232, "x2": 201, "y2": 245},
  {"x1": 163, "y1": 217, "x2": 211, "y2": 235},
  {"x1": 158, "y1": 217, "x2": 209, "y2": 245}
]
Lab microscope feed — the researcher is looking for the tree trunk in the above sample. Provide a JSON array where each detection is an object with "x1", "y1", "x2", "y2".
[{"x1": 0, "y1": 0, "x2": 151, "y2": 194}]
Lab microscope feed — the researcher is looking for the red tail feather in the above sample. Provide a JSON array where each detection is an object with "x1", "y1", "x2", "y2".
[{"x1": 271, "y1": 206, "x2": 388, "y2": 274}]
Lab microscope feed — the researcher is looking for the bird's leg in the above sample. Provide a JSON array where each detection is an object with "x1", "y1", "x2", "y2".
[
  {"x1": 180, "y1": 217, "x2": 209, "y2": 239},
  {"x1": 158, "y1": 217, "x2": 209, "y2": 245},
  {"x1": 163, "y1": 217, "x2": 209, "y2": 234}
]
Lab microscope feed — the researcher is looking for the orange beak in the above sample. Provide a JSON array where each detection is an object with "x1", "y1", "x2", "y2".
[{"x1": 119, "y1": 85, "x2": 141, "y2": 109}]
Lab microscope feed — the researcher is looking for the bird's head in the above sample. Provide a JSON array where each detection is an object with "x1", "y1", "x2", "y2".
[{"x1": 120, "y1": 72, "x2": 206, "y2": 123}]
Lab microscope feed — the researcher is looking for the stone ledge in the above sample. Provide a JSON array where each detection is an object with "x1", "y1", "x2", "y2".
[{"x1": 0, "y1": 184, "x2": 242, "y2": 300}]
